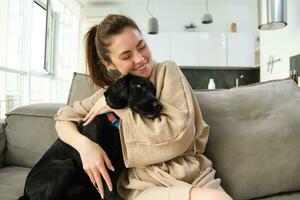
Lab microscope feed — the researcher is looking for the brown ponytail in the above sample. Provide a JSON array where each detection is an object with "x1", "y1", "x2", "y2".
[
  {"x1": 84, "y1": 25, "x2": 113, "y2": 88},
  {"x1": 84, "y1": 14, "x2": 141, "y2": 88}
]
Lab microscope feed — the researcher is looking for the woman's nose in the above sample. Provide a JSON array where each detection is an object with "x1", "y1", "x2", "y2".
[{"x1": 133, "y1": 51, "x2": 145, "y2": 64}]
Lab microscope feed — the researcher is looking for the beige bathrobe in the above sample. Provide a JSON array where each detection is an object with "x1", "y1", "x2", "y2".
[{"x1": 54, "y1": 60, "x2": 221, "y2": 200}]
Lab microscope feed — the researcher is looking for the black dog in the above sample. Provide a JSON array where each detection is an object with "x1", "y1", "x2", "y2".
[{"x1": 19, "y1": 74, "x2": 162, "y2": 200}]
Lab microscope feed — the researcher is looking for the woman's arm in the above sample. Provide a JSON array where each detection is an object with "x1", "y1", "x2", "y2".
[
  {"x1": 55, "y1": 120, "x2": 90, "y2": 153},
  {"x1": 55, "y1": 120, "x2": 114, "y2": 198},
  {"x1": 54, "y1": 89, "x2": 114, "y2": 198}
]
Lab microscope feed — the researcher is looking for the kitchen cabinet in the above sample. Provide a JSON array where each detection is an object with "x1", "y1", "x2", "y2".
[
  {"x1": 169, "y1": 32, "x2": 199, "y2": 66},
  {"x1": 144, "y1": 32, "x2": 255, "y2": 67},
  {"x1": 198, "y1": 32, "x2": 227, "y2": 66},
  {"x1": 227, "y1": 33, "x2": 255, "y2": 67},
  {"x1": 144, "y1": 32, "x2": 170, "y2": 62}
]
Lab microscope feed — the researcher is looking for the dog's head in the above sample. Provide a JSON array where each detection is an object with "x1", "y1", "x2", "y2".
[{"x1": 104, "y1": 74, "x2": 163, "y2": 119}]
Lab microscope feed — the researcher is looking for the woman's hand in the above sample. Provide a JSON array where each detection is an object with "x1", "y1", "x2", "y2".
[
  {"x1": 83, "y1": 96, "x2": 110, "y2": 126},
  {"x1": 78, "y1": 138, "x2": 115, "y2": 199}
]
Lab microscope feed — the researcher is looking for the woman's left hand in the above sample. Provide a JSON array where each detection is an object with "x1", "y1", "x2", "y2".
[{"x1": 83, "y1": 96, "x2": 111, "y2": 126}]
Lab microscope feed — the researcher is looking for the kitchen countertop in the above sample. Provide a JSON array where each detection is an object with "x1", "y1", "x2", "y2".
[{"x1": 180, "y1": 66, "x2": 260, "y2": 70}]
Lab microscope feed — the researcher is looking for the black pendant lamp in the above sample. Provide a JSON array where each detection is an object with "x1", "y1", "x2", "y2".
[{"x1": 202, "y1": 0, "x2": 213, "y2": 24}]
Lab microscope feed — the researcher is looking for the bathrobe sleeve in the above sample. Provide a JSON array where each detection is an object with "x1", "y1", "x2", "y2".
[{"x1": 54, "y1": 89, "x2": 104, "y2": 124}]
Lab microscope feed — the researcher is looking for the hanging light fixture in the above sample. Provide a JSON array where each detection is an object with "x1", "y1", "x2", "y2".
[
  {"x1": 202, "y1": 0, "x2": 213, "y2": 24},
  {"x1": 258, "y1": 0, "x2": 287, "y2": 30},
  {"x1": 146, "y1": 0, "x2": 159, "y2": 34}
]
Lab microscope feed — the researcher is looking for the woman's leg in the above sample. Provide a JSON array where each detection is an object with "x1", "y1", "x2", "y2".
[{"x1": 189, "y1": 187, "x2": 233, "y2": 200}]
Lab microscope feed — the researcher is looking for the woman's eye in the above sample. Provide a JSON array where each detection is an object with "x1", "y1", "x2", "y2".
[
  {"x1": 137, "y1": 44, "x2": 146, "y2": 51},
  {"x1": 122, "y1": 54, "x2": 131, "y2": 60}
]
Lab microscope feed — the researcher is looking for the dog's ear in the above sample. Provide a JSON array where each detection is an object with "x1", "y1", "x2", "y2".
[{"x1": 104, "y1": 76, "x2": 129, "y2": 109}]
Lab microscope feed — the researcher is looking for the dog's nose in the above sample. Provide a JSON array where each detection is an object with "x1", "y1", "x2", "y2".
[{"x1": 153, "y1": 101, "x2": 162, "y2": 111}]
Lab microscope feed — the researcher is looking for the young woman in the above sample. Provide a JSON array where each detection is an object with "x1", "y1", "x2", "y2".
[{"x1": 54, "y1": 14, "x2": 232, "y2": 200}]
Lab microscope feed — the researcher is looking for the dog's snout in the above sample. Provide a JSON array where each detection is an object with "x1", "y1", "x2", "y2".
[{"x1": 153, "y1": 101, "x2": 162, "y2": 110}]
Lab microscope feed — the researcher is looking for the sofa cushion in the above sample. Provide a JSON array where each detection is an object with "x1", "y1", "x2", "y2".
[
  {"x1": 254, "y1": 192, "x2": 300, "y2": 200},
  {"x1": 67, "y1": 72, "x2": 99, "y2": 105},
  {"x1": 4, "y1": 103, "x2": 64, "y2": 168},
  {"x1": 0, "y1": 122, "x2": 6, "y2": 168},
  {"x1": 196, "y1": 78, "x2": 300, "y2": 200},
  {"x1": 0, "y1": 166, "x2": 30, "y2": 200}
]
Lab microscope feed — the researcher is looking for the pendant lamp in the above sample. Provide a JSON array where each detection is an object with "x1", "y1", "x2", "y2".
[
  {"x1": 147, "y1": 0, "x2": 159, "y2": 34},
  {"x1": 202, "y1": 0, "x2": 213, "y2": 24},
  {"x1": 258, "y1": 0, "x2": 287, "y2": 30}
]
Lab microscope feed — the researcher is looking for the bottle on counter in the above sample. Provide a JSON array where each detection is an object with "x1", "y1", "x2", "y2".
[{"x1": 208, "y1": 78, "x2": 216, "y2": 90}]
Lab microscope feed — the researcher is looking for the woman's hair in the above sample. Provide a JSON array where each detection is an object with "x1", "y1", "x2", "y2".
[{"x1": 85, "y1": 14, "x2": 141, "y2": 88}]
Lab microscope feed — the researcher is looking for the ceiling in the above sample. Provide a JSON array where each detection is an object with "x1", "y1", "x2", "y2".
[{"x1": 75, "y1": 0, "x2": 255, "y2": 8}]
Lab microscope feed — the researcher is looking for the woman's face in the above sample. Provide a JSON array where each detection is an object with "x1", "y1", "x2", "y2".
[{"x1": 105, "y1": 27, "x2": 153, "y2": 78}]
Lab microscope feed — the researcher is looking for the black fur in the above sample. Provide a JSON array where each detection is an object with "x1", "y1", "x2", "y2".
[
  {"x1": 104, "y1": 74, "x2": 162, "y2": 119},
  {"x1": 19, "y1": 74, "x2": 162, "y2": 200}
]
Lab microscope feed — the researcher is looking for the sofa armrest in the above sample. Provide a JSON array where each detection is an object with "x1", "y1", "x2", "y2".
[
  {"x1": 0, "y1": 120, "x2": 6, "y2": 168},
  {"x1": 5, "y1": 103, "x2": 65, "y2": 168}
]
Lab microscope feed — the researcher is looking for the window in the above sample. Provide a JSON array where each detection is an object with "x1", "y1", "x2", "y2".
[
  {"x1": 31, "y1": 0, "x2": 47, "y2": 72},
  {"x1": 0, "y1": 0, "x2": 80, "y2": 119}
]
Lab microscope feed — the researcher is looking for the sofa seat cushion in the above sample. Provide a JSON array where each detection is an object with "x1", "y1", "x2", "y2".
[
  {"x1": 5, "y1": 103, "x2": 64, "y2": 168},
  {"x1": 196, "y1": 79, "x2": 300, "y2": 200},
  {"x1": 0, "y1": 166, "x2": 30, "y2": 200},
  {"x1": 254, "y1": 192, "x2": 300, "y2": 200}
]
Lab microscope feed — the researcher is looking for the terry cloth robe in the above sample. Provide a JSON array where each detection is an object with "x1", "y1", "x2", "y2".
[{"x1": 54, "y1": 60, "x2": 221, "y2": 199}]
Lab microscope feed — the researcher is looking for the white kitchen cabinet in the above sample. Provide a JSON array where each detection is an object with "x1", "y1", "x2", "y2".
[
  {"x1": 198, "y1": 32, "x2": 227, "y2": 66},
  {"x1": 227, "y1": 33, "x2": 255, "y2": 67},
  {"x1": 169, "y1": 32, "x2": 199, "y2": 66},
  {"x1": 144, "y1": 32, "x2": 171, "y2": 62},
  {"x1": 144, "y1": 32, "x2": 255, "y2": 67}
]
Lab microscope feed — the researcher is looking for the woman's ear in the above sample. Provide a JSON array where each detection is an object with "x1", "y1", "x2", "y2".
[{"x1": 101, "y1": 59, "x2": 116, "y2": 70}]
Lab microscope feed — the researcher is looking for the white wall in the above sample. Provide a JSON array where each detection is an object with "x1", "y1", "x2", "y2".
[
  {"x1": 260, "y1": 0, "x2": 300, "y2": 81},
  {"x1": 118, "y1": 1, "x2": 257, "y2": 34},
  {"x1": 81, "y1": 1, "x2": 258, "y2": 34},
  {"x1": 59, "y1": 0, "x2": 81, "y2": 18},
  {"x1": 78, "y1": 1, "x2": 258, "y2": 71}
]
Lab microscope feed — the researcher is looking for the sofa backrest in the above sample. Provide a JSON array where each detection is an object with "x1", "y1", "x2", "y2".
[
  {"x1": 196, "y1": 79, "x2": 300, "y2": 199},
  {"x1": 67, "y1": 72, "x2": 99, "y2": 104},
  {"x1": 4, "y1": 103, "x2": 64, "y2": 168}
]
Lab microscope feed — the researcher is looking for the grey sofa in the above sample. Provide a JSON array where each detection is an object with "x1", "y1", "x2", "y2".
[{"x1": 0, "y1": 73, "x2": 299, "y2": 200}]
